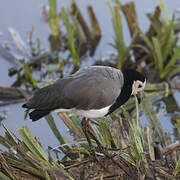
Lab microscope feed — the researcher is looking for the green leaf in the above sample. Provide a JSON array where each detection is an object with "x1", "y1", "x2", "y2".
[
  {"x1": 174, "y1": 22, "x2": 180, "y2": 33},
  {"x1": 61, "y1": 8, "x2": 80, "y2": 66},
  {"x1": 152, "y1": 37, "x2": 163, "y2": 73},
  {"x1": 119, "y1": 152, "x2": 136, "y2": 166},
  {"x1": 70, "y1": 147, "x2": 90, "y2": 155},
  {"x1": 174, "y1": 161, "x2": 180, "y2": 176},
  {"x1": 17, "y1": 126, "x2": 49, "y2": 161},
  {"x1": 23, "y1": 62, "x2": 37, "y2": 88},
  {"x1": 99, "y1": 121, "x2": 111, "y2": 147},
  {"x1": 109, "y1": 4, "x2": 128, "y2": 68},
  {"x1": 167, "y1": 66, "x2": 180, "y2": 77},
  {"x1": 48, "y1": 0, "x2": 60, "y2": 36},
  {"x1": 49, "y1": 0, "x2": 56, "y2": 17},
  {"x1": 157, "y1": 0, "x2": 169, "y2": 25},
  {"x1": 45, "y1": 114, "x2": 69, "y2": 150},
  {"x1": 162, "y1": 46, "x2": 180, "y2": 78},
  {"x1": 129, "y1": 97, "x2": 144, "y2": 159},
  {"x1": 90, "y1": 122, "x2": 104, "y2": 145},
  {"x1": 0, "y1": 171, "x2": 11, "y2": 180},
  {"x1": 131, "y1": 44, "x2": 150, "y2": 54},
  {"x1": 2, "y1": 123, "x2": 19, "y2": 145},
  {"x1": 161, "y1": 14, "x2": 175, "y2": 59},
  {"x1": 140, "y1": 32, "x2": 153, "y2": 51},
  {"x1": 0, "y1": 136, "x2": 12, "y2": 149},
  {"x1": 62, "y1": 147, "x2": 90, "y2": 162}
]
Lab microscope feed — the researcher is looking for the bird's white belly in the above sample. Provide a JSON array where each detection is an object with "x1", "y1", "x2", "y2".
[{"x1": 54, "y1": 105, "x2": 111, "y2": 118}]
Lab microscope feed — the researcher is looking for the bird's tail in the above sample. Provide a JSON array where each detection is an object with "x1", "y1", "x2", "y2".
[
  {"x1": 22, "y1": 103, "x2": 50, "y2": 121},
  {"x1": 29, "y1": 109, "x2": 50, "y2": 121}
]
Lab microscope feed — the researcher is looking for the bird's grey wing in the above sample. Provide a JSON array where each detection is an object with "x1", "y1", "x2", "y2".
[
  {"x1": 63, "y1": 73, "x2": 122, "y2": 110},
  {"x1": 24, "y1": 78, "x2": 73, "y2": 110},
  {"x1": 25, "y1": 66, "x2": 123, "y2": 110}
]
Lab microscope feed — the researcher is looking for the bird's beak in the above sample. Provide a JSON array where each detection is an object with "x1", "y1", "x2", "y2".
[{"x1": 136, "y1": 92, "x2": 141, "y2": 104}]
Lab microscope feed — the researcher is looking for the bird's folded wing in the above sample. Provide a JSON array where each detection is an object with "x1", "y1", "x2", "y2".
[
  {"x1": 63, "y1": 75, "x2": 122, "y2": 110},
  {"x1": 25, "y1": 67, "x2": 123, "y2": 111}
]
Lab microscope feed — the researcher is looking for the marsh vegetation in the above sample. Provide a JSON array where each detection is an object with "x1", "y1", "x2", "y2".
[{"x1": 0, "y1": 0, "x2": 180, "y2": 179}]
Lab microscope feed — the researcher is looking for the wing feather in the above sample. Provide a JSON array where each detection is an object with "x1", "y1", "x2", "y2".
[{"x1": 25, "y1": 66, "x2": 124, "y2": 111}]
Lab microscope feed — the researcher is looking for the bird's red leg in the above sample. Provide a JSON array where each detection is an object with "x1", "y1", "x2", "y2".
[
  {"x1": 82, "y1": 117, "x2": 90, "y2": 133},
  {"x1": 82, "y1": 117, "x2": 86, "y2": 124},
  {"x1": 81, "y1": 117, "x2": 92, "y2": 148},
  {"x1": 84, "y1": 118, "x2": 90, "y2": 132}
]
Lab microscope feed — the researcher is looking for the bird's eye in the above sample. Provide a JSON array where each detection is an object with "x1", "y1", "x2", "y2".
[{"x1": 138, "y1": 84, "x2": 142, "y2": 88}]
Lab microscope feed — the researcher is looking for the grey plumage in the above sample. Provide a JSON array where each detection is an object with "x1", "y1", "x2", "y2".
[
  {"x1": 24, "y1": 66, "x2": 124, "y2": 111},
  {"x1": 22, "y1": 66, "x2": 146, "y2": 121}
]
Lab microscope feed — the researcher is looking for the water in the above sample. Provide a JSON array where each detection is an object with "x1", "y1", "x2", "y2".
[{"x1": 0, "y1": 0, "x2": 179, "y2": 150}]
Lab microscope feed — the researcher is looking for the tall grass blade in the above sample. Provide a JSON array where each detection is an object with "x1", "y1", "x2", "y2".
[
  {"x1": 161, "y1": 14, "x2": 175, "y2": 59},
  {"x1": 61, "y1": 8, "x2": 80, "y2": 66},
  {"x1": 17, "y1": 126, "x2": 49, "y2": 161},
  {"x1": 109, "y1": 4, "x2": 127, "y2": 68},
  {"x1": 152, "y1": 37, "x2": 163, "y2": 73},
  {"x1": 168, "y1": 66, "x2": 180, "y2": 77},
  {"x1": 141, "y1": 94, "x2": 166, "y2": 147},
  {"x1": 162, "y1": 46, "x2": 180, "y2": 78},
  {"x1": 0, "y1": 172, "x2": 11, "y2": 180},
  {"x1": 129, "y1": 97, "x2": 144, "y2": 159},
  {"x1": 48, "y1": 0, "x2": 60, "y2": 36},
  {"x1": 90, "y1": 122, "x2": 104, "y2": 145},
  {"x1": 23, "y1": 62, "x2": 37, "y2": 88},
  {"x1": 140, "y1": 32, "x2": 153, "y2": 51},
  {"x1": 2, "y1": 123, "x2": 19, "y2": 145},
  {"x1": 0, "y1": 136, "x2": 12, "y2": 149},
  {"x1": 147, "y1": 13, "x2": 162, "y2": 36},
  {"x1": 45, "y1": 114, "x2": 66, "y2": 145},
  {"x1": 99, "y1": 121, "x2": 111, "y2": 147},
  {"x1": 119, "y1": 152, "x2": 136, "y2": 166},
  {"x1": 157, "y1": 0, "x2": 169, "y2": 25}
]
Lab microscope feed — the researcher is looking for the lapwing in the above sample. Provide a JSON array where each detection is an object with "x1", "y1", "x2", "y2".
[{"x1": 22, "y1": 66, "x2": 146, "y2": 122}]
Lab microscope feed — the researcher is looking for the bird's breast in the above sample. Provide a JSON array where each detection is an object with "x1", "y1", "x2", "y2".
[
  {"x1": 74, "y1": 105, "x2": 111, "y2": 118},
  {"x1": 54, "y1": 104, "x2": 110, "y2": 118}
]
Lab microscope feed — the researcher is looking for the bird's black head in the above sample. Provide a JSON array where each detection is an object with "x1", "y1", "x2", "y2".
[
  {"x1": 122, "y1": 69, "x2": 146, "y2": 104},
  {"x1": 122, "y1": 69, "x2": 146, "y2": 84}
]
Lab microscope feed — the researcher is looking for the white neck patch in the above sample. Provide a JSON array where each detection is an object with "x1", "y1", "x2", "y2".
[{"x1": 131, "y1": 79, "x2": 146, "y2": 95}]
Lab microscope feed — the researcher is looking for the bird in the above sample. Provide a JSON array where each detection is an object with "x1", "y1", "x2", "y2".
[{"x1": 22, "y1": 66, "x2": 146, "y2": 122}]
